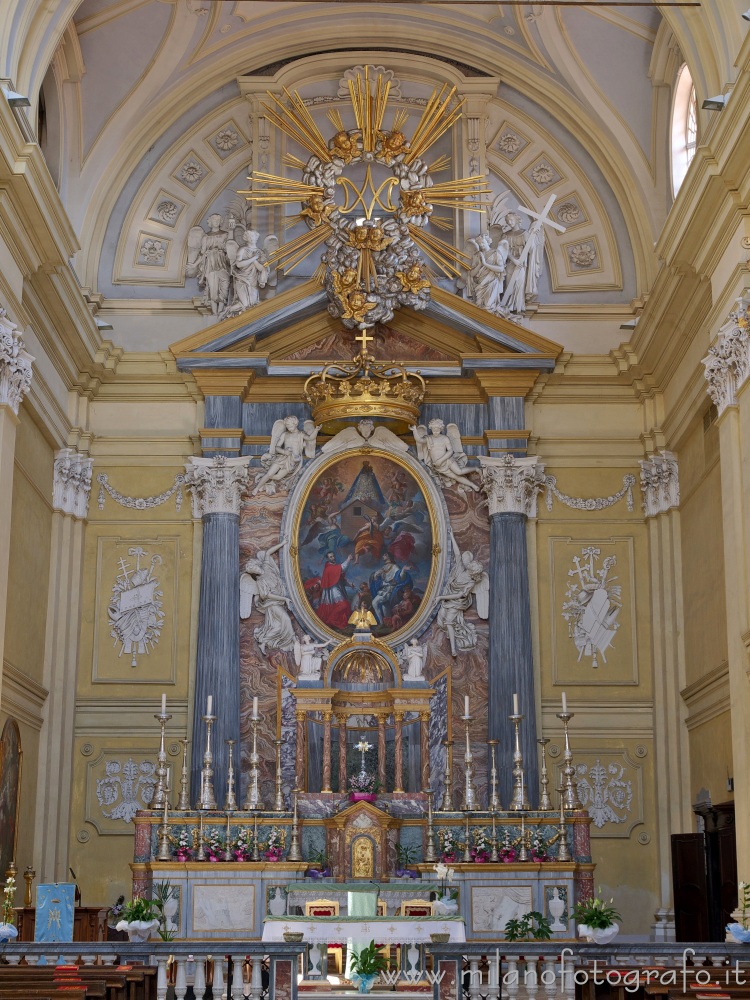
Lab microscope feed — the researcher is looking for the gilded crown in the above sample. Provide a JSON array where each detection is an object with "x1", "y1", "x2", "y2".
[{"x1": 303, "y1": 346, "x2": 426, "y2": 433}]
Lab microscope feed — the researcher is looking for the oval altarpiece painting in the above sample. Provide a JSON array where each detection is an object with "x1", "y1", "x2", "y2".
[{"x1": 288, "y1": 450, "x2": 442, "y2": 643}]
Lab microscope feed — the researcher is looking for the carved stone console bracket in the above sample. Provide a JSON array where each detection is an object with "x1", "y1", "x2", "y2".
[
  {"x1": 702, "y1": 291, "x2": 750, "y2": 416},
  {"x1": 639, "y1": 451, "x2": 680, "y2": 518},
  {"x1": 54, "y1": 449, "x2": 94, "y2": 519},
  {"x1": 544, "y1": 474, "x2": 636, "y2": 513},
  {"x1": 97, "y1": 472, "x2": 185, "y2": 512},
  {"x1": 0, "y1": 307, "x2": 33, "y2": 415}
]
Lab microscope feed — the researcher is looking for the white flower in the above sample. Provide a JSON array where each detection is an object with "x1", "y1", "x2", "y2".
[
  {"x1": 434, "y1": 862, "x2": 448, "y2": 880},
  {"x1": 446, "y1": 867, "x2": 456, "y2": 882}
]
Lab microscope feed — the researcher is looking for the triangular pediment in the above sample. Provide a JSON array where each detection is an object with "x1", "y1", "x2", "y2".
[{"x1": 169, "y1": 279, "x2": 562, "y2": 401}]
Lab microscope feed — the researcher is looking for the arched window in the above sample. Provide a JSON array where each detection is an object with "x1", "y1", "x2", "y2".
[{"x1": 671, "y1": 63, "x2": 698, "y2": 195}]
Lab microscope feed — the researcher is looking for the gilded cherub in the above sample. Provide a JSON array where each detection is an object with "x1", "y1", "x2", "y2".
[
  {"x1": 347, "y1": 224, "x2": 393, "y2": 252},
  {"x1": 396, "y1": 262, "x2": 430, "y2": 294},
  {"x1": 400, "y1": 189, "x2": 432, "y2": 220},
  {"x1": 300, "y1": 192, "x2": 333, "y2": 227},
  {"x1": 378, "y1": 128, "x2": 409, "y2": 165},
  {"x1": 329, "y1": 129, "x2": 360, "y2": 164}
]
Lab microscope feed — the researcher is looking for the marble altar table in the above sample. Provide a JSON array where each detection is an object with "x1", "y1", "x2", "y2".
[{"x1": 262, "y1": 915, "x2": 466, "y2": 943}]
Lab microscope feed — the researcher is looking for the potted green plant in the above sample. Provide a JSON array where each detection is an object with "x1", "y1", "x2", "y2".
[
  {"x1": 504, "y1": 911, "x2": 552, "y2": 942},
  {"x1": 306, "y1": 848, "x2": 332, "y2": 879},
  {"x1": 572, "y1": 890, "x2": 621, "y2": 944},
  {"x1": 152, "y1": 881, "x2": 177, "y2": 941},
  {"x1": 350, "y1": 939, "x2": 388, "y2": 994},
  {"x1": 395, "y1": 843, "x2": 419, "y2": 878},
  {"x1": 115, "y1": 895, "x2": 160, "y2": 942}
]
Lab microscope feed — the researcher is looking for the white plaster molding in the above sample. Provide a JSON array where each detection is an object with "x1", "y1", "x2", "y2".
[
  {"x1": 184, "y1": 454, "x2": 251, "y2": 517},
  {"x1": 478, "y1": 453, "x2": 546, "y2": 517},
  {"x1": 702, "y1": 291, "x2": 750, "y2": 415},
  {"x1": 0, "y1": 307, "x2": 34, "y2": 415},
  {"x1": 1, "y1": 659, "x2": 48, "y2": 732},
  {"x1": 53, "y1": 448, "x2": 94, "y2": 518},
  {"x1": 639, "y1": 450, "x2": 680, "y2": 518}
]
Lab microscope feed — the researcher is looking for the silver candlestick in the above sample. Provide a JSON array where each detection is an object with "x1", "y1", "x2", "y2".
[
  {"x1": 556, "y1": 711, "x2": 583, "y2": 810},
  {"x1": 150, "y1": 710, "x2": 172, "y2": 810},
  {"x1": 177, "y1": 738, "x2": 191, "y2": 811},
  {"x1": 251, "y1": 814, "x2": 260, "y2": 862},
  {"x1": 462, "y1": 812, "x2": 472, "y2": 862},
  {"x1": 287, "y1": 789, "x2": 302, "y2": 861},
  {"x1": 487, "y1": 739, "x2": 501, "y2": 812},
  {"x1": 195, "y1": 811, "x2": 206, "y2": 861},
  {"x1": 156, "y1": 779, "x2": 172, "y2": 861},
  {"x1": 556, "y1": 787, "x2": 571, "y2": 862},
  {"x1": 517, "y1": 815, "x2": 529, "y2": 862},
  {"x1": 243, "y1": 718, "x2": 264, "y2": 810},
  {"x1": 538, "y1": 737, "x2": 552, "y2": 810},
  {"x1": 273, "y1": 740, "x2": 285, "y2": 811},
  {"x1": 508, "y1": 713, "x2": 530, "y2": 811},
  {"x1": 490, "y1": 812, "x2": 499, "y2": 863},
  {"x1": 439, "y1": 740, "x2": 454, "y2": 811},
  {"x1": 225, "y1": 739, "x2": 238, "y2": 812},
  {"x1": 461, "y1": 716, "x2": 477, "y2": 811},
  {"x1": 197, "y1": 712, "x2": 217, "y2": 810},
  {"x1": 424, "y1": 790, "x2": 437, "y2": 863}
]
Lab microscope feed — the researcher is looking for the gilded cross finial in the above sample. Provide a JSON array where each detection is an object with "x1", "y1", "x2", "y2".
[{"x1": 355, "y1": 329, "x2": 375, "y2": 355}]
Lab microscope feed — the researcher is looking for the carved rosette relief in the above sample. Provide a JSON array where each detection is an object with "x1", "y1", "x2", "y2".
[
  {"x1": 0, "y1": 307, "x2": 33, "y2": 414},
  {"x1": 702, "y1": 292, "x2": 750, "y2": 415},
  {"x1": 639, "y1": 451, "x2": 680, "y2": 518},
  {"x1": 478, "y1": 454, "x2": 546, "y2": 517},
  {"x1": 53, "y1": 448, "x2": 94, "y2": 519},
  {"x1": 184, "y1": 455, "x2": 251, "y2": 517}
]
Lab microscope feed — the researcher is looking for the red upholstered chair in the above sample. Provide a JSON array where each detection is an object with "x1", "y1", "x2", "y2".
[
  {"x1": 400, "y1": 899, "x2": 434, "y2": 917},
  {"x1": 305, "y1": 900, "x2": 341, "y2": 974}
]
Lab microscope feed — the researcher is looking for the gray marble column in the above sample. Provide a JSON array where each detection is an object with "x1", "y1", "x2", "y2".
[
  {"x1": 479, "y1": 454, "x2": 545, "y2": 807},
  {"x1": 185, "y1": 456, "x2": 250, "y2": 807}
]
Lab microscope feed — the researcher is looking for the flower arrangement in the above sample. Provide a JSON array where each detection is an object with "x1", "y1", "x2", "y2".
[
  {"x1": 470, "y1": 827, "x2": 490, "y2": 863},
  {"x1": 433, "y1": 862, "x2": 457, "y2": 899},
  {"x1": 232, "y1": 831, "x2": 252, "y2": 862},
  {"x1": 2, "y1": 875, "x2": 16, "y2": 925},
  {"x1": 498, "y1": 830, "x2": 517, "y2": 863},
  {"x1": 263, "y1": 826, "x2": 286, "y2": 861},
  {"x1": 349, "y1": 771, "x2": 378, "y2": 796},
  {"x1": 530, "y1": 829, "x2": 549, "y2": 863},
  {"x1": 206, "y1": 828, "x2": 225, "y2": 863},
  {"x1": 437, "y1": 828, "x2": 461, "y2": 863},
  {"x1": 173, "y1": 828, "x2": 192, "y2": 862},
  {"x1": 116, "y1": 895, "x2": 160, "y2": 931},
  {"x1": 727, "y1": 881, "x2": 750, "y2": 942},
  {"x1": 107, "y1": 894, "x2": 126, "y2": 929},
  {"x1": 395, "y1": 843, "x2": 419, "y2": 877}
]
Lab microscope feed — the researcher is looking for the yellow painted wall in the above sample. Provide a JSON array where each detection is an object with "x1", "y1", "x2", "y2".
[
  {"x1": 689, "y1": 712, "x2": 733, "y2": 807},
  {"x1": 679, "y1": 418, "x2": 726, "y2": 689},
  {"x1": 2, "y1": 406, "x2": 53, "y2": 875}
]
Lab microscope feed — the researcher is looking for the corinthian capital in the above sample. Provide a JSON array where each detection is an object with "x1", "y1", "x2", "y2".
[
  {"x1": 0, "y1": 308, "x2": 34, "y2": 415},
  {"x1": 185, "y1": 455, "x2": 251, "y2": 517},
  {"x1": 53, "y1": 448, "x2": 94, "y2": 518},
  {"x1": 639, "y1": 451, "x2": 680, "y2": 518},
  {"x1": 478, "y1": 453, "x2": 546, "y2": 518},
  {"x1": 702, "y1": 292, "x2": 750, "y2": 415}
]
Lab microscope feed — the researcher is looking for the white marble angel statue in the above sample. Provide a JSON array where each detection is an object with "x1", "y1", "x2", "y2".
[
  {"x1": 436, "y1": 534, "x2": 490, "y2": 656},
  {"x1": 227, "y1": 229, "x2": 269, "y2": 314},
  {"x1": 185, "y1": 213, "x2": 231, "y2": 317},
  {"x1": 463, "y1": 231, "x2": 510, "y2": 314},
  {"x1": 252, "y1": 415, "x2": 320, "y2": 495},
  {"x1": 400, "y1": 638, "x2": 426, "y2": 680},
  {"x1": 240, "y1": 540, "x2": 295, "y2": 653},
  {"x1": 411, "y1": 418, "x2": 480, "y2": 493},
  {"x1": 293, "y1": 634, "x2": 332, "y2": 680}
]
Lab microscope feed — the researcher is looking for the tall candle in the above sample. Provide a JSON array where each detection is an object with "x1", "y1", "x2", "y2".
[
  {"x1": 562, "y1": 691, "x2": 568, "y2": 714},
  {"x1": 207, "y1": 694, "x2": 213, "y2": 716},
  {"x1": 513, "y1": 692, "x2": 519, "y2": 715},
  {"x1": 161, "y1": 693, "x2": 167, "y2": 716},
  {"x1": 464, "y1": 695, "x2": 470, "y2": 717},
  {"x1": 253, "y1": 696, "x2": 259, "y2": 719}
]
